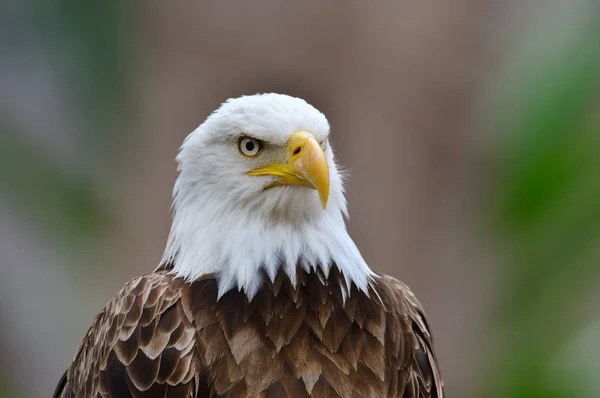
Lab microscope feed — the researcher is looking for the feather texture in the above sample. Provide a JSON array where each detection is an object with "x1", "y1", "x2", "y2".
[
  {"x1": 53, "y1": 93, "x2": 443, "y2": 398},
  {"x1": 54, "y1": 266, "x2": 443, "y2": 397}
]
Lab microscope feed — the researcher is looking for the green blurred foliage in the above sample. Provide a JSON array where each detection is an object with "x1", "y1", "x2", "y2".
[
  {"x1": 32, "y1": 0, "x2": 133, "y2": 145},
  {"x1": 0, "y1": 121, "x2": 111, "y2": 244},
  {"x1": 0, "y1": 364, "x2": 26, "y2": 398},
  {"x1": 488, "y1": 14, "x2": 600, "y2": 398},
  {"x1": 0, "y1": 1, "x2": 131, "y2": 244},
  {"x1": 0, "y1": 2, "x2": 130, "y2": 392}
]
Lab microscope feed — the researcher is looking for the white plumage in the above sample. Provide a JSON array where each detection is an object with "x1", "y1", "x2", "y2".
[{"x1": 161, "y1": 93, "x2": 374, "y2": 299}]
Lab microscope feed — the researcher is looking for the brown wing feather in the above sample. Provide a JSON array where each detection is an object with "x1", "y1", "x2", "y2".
[
  {"x1": 376, "y1": 275, "x2": 444, "y2": 398},
  {"x1": 54, "y1": 272, "x2": 199, "y2": 398}
]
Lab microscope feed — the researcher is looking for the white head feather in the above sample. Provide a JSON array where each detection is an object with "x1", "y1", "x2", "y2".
[{"x1": 161, "y1": 93, "x2": 374, "y2": 299}]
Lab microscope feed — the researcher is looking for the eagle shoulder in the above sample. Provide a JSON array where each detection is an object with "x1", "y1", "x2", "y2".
[
  {"x1": 53, "y1": 271, "x2": 199, "y2": 398},
  {"x1": 375, "y1": 274, "x2": 444, "y2": 398}
]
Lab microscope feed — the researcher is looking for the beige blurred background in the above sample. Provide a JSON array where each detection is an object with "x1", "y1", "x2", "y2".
[{"x1": 1, "y1": 1, "x2": 599, "y2": 397}]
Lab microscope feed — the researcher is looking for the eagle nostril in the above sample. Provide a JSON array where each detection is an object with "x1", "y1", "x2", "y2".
[{"x1": 293, "y1": 146, "x2": 302, "y2": 156}]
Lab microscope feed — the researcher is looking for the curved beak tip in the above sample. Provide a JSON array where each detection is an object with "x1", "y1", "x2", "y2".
[
  {"x1": 291, "y1": 133, "x2": 330, "y2": 209},
  {"x1": 320, "y1": 191, "x2": 329, "y2": 209}
]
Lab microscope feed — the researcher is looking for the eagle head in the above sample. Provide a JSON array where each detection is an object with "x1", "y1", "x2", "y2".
[
  {"x1": 174, "y1": 93, "x2": 345, "y2": 222},
  {"x1": 162, "y1": 93, "x2": 371, "y2": 299}
]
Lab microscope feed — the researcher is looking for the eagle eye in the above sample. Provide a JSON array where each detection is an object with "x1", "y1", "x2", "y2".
[{"x1": 238, "y1": 136, "x2": 263, "y2": 158}]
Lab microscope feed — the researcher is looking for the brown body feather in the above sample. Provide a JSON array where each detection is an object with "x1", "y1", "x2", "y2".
[{"x1": 54, "y1": 266, "x2": 443, "y2": 397}]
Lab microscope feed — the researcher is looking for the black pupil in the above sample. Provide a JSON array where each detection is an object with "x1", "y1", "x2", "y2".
[{"x1": 245, "y1": 141, "x2": 255, "y2": 152}]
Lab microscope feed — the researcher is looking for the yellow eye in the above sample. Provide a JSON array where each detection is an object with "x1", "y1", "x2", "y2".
[{"x1": 238, "y1": 137, "x2": 263, "y2": 157}]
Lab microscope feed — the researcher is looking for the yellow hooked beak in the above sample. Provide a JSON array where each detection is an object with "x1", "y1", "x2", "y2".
[{"x1": 247, "y1": 131, "x2": 330, "y2": 208}]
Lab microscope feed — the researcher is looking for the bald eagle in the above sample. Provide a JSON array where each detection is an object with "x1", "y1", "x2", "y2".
[{"x1": 54, "y1": 94, "x2": 443, "y2": 397}]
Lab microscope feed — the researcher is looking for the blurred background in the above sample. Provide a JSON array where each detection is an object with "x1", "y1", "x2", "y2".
[{"x1": 1, "y1": 1, "x2": 599, "y2": 397}]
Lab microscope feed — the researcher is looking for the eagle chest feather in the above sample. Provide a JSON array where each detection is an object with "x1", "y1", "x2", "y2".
[
  {"x1": 56, "y1": 268, "x2": 441, "y2": 397},
  {"x1": 189, "y1": 268, "x2": 415, "y2": 397}
]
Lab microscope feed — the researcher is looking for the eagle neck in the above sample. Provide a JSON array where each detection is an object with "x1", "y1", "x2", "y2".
[{"x1": 160, "y1": 192, "x2": 374, "y2": 300}]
